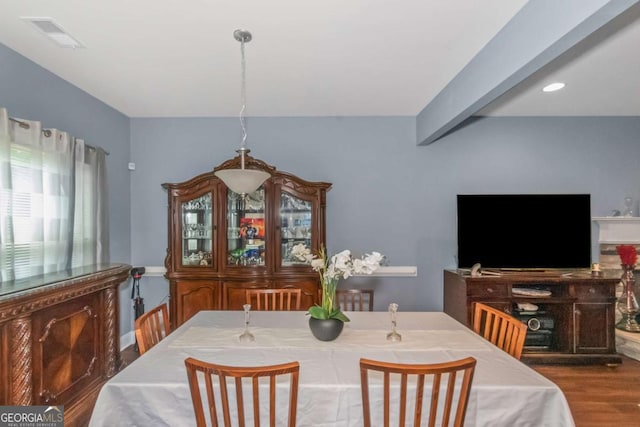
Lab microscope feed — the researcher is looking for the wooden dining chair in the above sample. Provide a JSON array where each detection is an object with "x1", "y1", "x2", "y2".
[
  {"x1": 472, "y1": 302, "x2": 528, "y2": 360},
  {"x1": 134, "y1": 302, "x2": 170, "y2": 355},
  {"x1": 336, "y1": 289, "x2": 374, "y2": 311},
  {"x1": 360, "y1": 356, "x2": 476, "y2": 427},
  {"x1": 245, "y1": 288, "x2": 302, "y2": 311},
  {"x1": 184, "y1": 357, "x2": 300, "y2": 427}
]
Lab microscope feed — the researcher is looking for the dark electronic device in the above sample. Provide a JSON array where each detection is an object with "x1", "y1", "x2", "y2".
[
  {"x1": 523, "y1": 330, "x2": 554, "y2": 349},
  {"x1": 131, "y1": 267, "x2": 146, "y2": 278},
  {"x1": 456, "y1": 194, "x2": 591, "y2": 269},
  {"x1": 513, "y1": 305, "x2": 556, "y2": 350},
  {"x1": 131, "y1": 267, "x2": 146, "y2": 352},
  {"x1": 517, "y1": 312, "x2": 555, "y2": 332}
]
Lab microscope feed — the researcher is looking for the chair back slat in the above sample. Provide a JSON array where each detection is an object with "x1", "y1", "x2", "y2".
[
  {"x1": 246, "y1": 289, "x2": 302, "y2": 311},
  {"x1": 185, "y1": 358, "x2": 300, "y2": 427},
  {"x1": 414, "y1": 373, "x2": 425, "y2": 426},
  {"x1": 360, "y1": 357, "x2": 476, "y2": 427},
  {"x1": 336, "y1": 289, "x2": 374, "y2": 311},
  {"x1": 219, "y1": 374, "x2": 232, "y2": 426},
  {"x1": 134, "y1": 303, "x2": 170, "y2": 354},
  {"x1": 472, "y1": 302, "x2": 528, "y2": 359}
]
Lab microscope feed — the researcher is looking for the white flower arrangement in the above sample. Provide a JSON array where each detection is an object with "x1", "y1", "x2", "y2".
[{"x1": 291, "y1": 243, "x2": 384, "y2": 321}]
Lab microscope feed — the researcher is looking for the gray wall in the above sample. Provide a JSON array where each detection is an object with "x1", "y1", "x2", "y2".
[
  {"x1": 0, "y1": 43, "x2": 132, "y2": 332},
  {"x1": 4, "y1": 42, "x2": 640, "y2": 340},
  {"x1": 130, "y1": 115, "x2": 640, "y2": 323}
]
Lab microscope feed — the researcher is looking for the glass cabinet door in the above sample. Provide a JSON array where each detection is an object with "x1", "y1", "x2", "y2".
[
  {"x1": 227, "y1": 187, "x2": 266, "y2": 266},
  {"x1": 181, "y1": 193, "x2": 213, "y2": 267},
  {"x1": 280, "y1": 191, "x2": 312, "y2": 266}
]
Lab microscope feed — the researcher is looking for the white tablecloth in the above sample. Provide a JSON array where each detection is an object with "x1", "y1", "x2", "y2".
[{"x1": 89, "y1": 311, "x2": 574, "y2": 427}]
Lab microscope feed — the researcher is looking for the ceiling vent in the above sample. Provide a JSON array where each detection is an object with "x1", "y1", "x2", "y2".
[{"x1": 21, "y1": 17, "x2": 84, "y2": 48}]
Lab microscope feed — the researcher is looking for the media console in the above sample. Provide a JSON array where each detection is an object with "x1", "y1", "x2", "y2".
[{"x1": 444, "y1": 269, "x2": 622, "y2": 365}]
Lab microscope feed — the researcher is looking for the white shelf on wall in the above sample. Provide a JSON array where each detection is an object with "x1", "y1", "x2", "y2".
[
  {"x1": 140, "y1": 265, "x2": 418, "y2": 278},
  {"x1": 354, "y1": 266, "x2": 418, "y2": 277},
  {"x1": 142, "y1": 266, "x2": 167, "y2": 277}
]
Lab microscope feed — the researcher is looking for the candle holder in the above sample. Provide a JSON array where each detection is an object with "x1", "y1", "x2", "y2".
[
  {"x1": 616, "y1": 264, "x2": 640, "y2": 332},
  {"x1": 386, "y1": 303, "x2": 402, "y2": 342},
  {"x1": 239, "y1": 304, "x2": 255, "y2": 342}
]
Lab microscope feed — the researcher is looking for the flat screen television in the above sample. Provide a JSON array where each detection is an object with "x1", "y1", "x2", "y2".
[{"x1": 456, "y1": 194, "x2": 591, "y2": 269}]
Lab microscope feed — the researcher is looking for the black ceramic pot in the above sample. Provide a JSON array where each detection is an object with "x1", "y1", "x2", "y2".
[{"x1": 308, "y1": 317, "x2": 344, "y2": 341}]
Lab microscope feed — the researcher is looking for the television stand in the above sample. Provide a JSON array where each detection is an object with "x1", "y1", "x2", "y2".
[{"x1": 444, "y1": 269, "x2": 622, "y2": 365}]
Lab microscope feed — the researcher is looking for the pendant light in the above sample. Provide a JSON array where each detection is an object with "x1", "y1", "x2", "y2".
[{"x1": 214, "y1": 29, "x2": 270, "y2": 195}]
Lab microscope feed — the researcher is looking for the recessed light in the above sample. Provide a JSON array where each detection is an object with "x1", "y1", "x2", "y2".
[
  {"x1": 542, "y1": 82, "x2": 565, "y2": 93},
  {"x1": 21, "y1": 17, "x2": 84, "y2": 48}
]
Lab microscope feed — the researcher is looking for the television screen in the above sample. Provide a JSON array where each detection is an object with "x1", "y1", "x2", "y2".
[{"x1": 456, "y1": 194, "x2": 591, "y2": 269}]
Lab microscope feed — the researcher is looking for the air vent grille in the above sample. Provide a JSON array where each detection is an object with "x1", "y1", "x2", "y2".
[
  {"x1": 29, "y1": 19, "x2": 65, "y2": 34},
  {"x1": 21, "y1": 17, "x2": 84, "y2": 48}
]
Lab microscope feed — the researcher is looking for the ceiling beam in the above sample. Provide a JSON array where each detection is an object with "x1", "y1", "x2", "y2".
[{"x1": 416, "y1": 0, "x2": 640, "y2": 146}]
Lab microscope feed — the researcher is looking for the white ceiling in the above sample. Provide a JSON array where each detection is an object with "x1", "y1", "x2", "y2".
[{"x1": 0, "y1": 0, "x2": 638, "y2": 118}]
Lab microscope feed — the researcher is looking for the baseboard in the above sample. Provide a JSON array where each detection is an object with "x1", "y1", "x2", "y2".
[{"x1": 120, "y1": 331, "x2": 135, "y2": 350}]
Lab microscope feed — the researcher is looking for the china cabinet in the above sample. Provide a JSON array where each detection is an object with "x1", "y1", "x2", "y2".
[{"x1": 163, "y1": 154, "x2": 331, "y2": 327}]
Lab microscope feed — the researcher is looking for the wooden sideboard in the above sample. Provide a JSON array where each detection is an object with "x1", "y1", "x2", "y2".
[
  {"x1": 444, "y1": 269, "x2": 622, "y2": 365},
  {"x1": 0, "y1": 264, "x2": 130, "y2": 426}
]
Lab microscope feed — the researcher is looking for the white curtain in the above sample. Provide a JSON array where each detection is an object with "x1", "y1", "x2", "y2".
[{"x1": 0, "y1": 108, "x2": 109, "y2": 282}]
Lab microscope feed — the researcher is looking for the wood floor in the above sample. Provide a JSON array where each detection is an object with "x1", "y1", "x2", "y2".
[
  {"x1": 114, "y1": 347, "x2": 640, "y2": 427},
  {"x1": 532, "y1": 356, "x2": 640, "y2": 427}
]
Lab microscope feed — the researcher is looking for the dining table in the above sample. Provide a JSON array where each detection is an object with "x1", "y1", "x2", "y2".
[{"x1": 89, "y1": 310, "x2": 575, "y2": 426}]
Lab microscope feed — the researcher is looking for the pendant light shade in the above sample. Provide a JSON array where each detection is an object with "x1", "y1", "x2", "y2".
[
  {"x1": 214, "y1": 29, "x2": 270, "y2": 195},
  {"x1": 215, "y1": 149, "x2": 270, "y2": 194},
  {"x1": 215, "y1": 168, "x2": 270, "y2": 195}
]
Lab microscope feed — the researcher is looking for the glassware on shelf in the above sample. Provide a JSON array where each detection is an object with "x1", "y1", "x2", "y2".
[
  {"x1": 386, "y1": 303, "x2": 402, "y2": 342},
  {"x1": 183, "y1": 194, "x2": 212, "y2": 211},
  {"x1": 279, "y1": 192, "x2": 313, "y2": 267},
  {"x1": 226, "y1": 187, "x2": 266, "y2": 266},
  {"x1": 239, "y1": 304, "x2": 255, "y2": 342},
  {"x1": 181, "y1": 193, "x2": 213, "y2": 266}
]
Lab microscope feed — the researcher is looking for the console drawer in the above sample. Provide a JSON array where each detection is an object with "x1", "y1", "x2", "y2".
[
  {"x1": 572, "y1": 284, "x2": 614, "y2": 300},
  {"x1": 467, "y1": 283, "x2": 509, "y2": 297}
]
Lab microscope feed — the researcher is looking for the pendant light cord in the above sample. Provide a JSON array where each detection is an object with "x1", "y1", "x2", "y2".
[
  {"x1": 214, "y1": 29, "x2": 269, "y2": 196},
  {"x1": 239, "y1": 38, "x2": 247, "y2": 150}
]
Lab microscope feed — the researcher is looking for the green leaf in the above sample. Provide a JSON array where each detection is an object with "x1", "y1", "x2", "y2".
[
  {"x1": 331, "y1": 310, "x2": 351, "y2": 322},
  {"x1": 308, "y1": 306, "x2": 329, "y2": 319}
]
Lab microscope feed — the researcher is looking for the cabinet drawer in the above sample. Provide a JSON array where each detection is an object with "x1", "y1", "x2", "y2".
[
  {"x1": 572, "y1": 284, "x2": 614, "y2": 300},
  {"x1": 467, "y1": 283, "x2": 509, "y2": 297},
  {"x1": 176, "y1": 280, "x2": 220, "y2": 325}
]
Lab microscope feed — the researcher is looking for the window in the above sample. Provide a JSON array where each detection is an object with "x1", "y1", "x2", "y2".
[{"x1": 1, "y1": 111, "x2": 108, "y2": 282}]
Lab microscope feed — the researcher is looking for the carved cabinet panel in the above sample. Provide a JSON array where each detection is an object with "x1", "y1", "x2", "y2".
[
  {"x1": 0, "y1": 264, "x2": 130, "y2": 426},
  {"x1": 31, "y1": 293, "x2": 102, "y2": 405},
  {"x1": 174, "y1": 280, "x2": 220, "y2": 326},
  {"x1": 574, "y1": 303, "x2": 614, "y2": 353},
  {"x1": 0, "y1": 325, "x2": 6, "y2": 404},
  {"x1": 222, "y1": 281, "x2": 272, "y2": 311}
]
